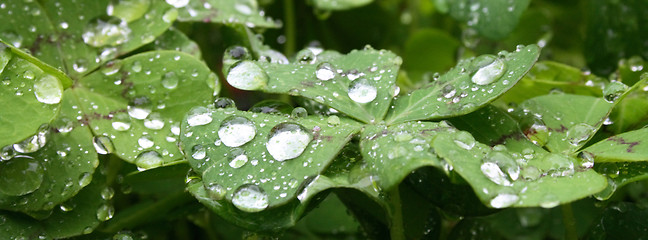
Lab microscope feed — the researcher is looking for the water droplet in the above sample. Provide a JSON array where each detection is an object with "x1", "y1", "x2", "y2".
[
  {"x1": 101, "y1": 187, "x2": 115, "y2": 200},
  {"x1": 485, "y1": 151, "x2": 520, "y2": 181},
  {"x1": 226, "y1": 60, "x2": 268, "y2": 91},
  {"x1": 490, "y1": 193, "x2": 519, "y2": 208},
  {"x1": 327, "y1": 115, "x2": 340, "y2": 126},
  {"x1": 186, "y1": 106, "x2": 212, "y2": 126},
  {"x1": 525, "y1": 123, "x2": 549, "y2": 147},
  {"x1": 143, "y1": 112, "x2": 165, "y2": 130},
  {"x1": 34, "y1": 75, "x2": 63, "y2": 104},
  {"x1": 107, "y1": 0, "x2": 151, "y2": 22},
  {"x1": 130, "y1": 60, "x2": 142, "y2": 72},
  {"x1": 217, "y1": 116, "x2": 256, "y2": 147},
  {"x1": 229, "y1": 149, "x2": 248, "y2": 168},
  {"x1": 78, "y1": 172, "x2": 93, "y2": 187},
  {"x1": 13, "y1": 134, "x2": 45, "y2": 154},
  {"x1": 93, "y1": 136, "x2": 115, "y2": 154},
  {"x1": 520, "y1": 166, "x2": 541, "y2": 181},
  {"x1": 232, "y1": 184, "x2": 269, "y2": 212},
  {"x1": 234, "y1": 1, "x2": 254, "y2": 15},
  {"x1": 1, "y1": 145, "x2": 16, "y2": 161},
  {"x1": 135, "y1": 151, "x2": 163, "y2": 170},
  {"x1": 566, "y1": 123, "x2": 594, "y2": 146},
  {"x1": 160, "y1": 71, "x2": 180, "y2": 89},
  {"x1": 0, "y1": 156, "x2": 44, "y2": 196},
  {"x1": 96, "y1": 204, "x2": 115, "y2": 221},
  {"x1": 137, "y1": 135, "x2": 154, "y2": 148},
  {"x1": 112, "y1": 112, "x2": 132, "y2": 131},
  {"x1": 72, "y1": 59, "x2": 88, "y2": 73},
  {"x1": 539, "y1": 195, "x2": 559, "y2": 208},
  {"x1": 295, "y1": 48, "x2": 317, "y2": 64},
  {"x1": 348, "y1": 78, "x2": 377, "y2": 103},
  {"x1": 127, "y1": 97, "x2": 152, "y2": 119},
  {"x1": 266, "y1": 123, "x2": 313, "y2": 161},
  {"x1": 603, "y1": 81, "x2": 628, "y2": 102},
  {"x1": 578, "y1": 151, "x2": 595, "y2": 168},
  {"x1": 481, "y1": 162, "x2": 511, "y2": 186},
  {"x1": 471, "y1": 55, "x2": 506, "y2": 85},
  {"x1": 214, "y1": 97, "x2": 236, "y2": 109},
  {"x1": 453, "y1": 131, "x2": 476, "y2": 150},
  {"x1": 249, "y1": 100, "x2": 291, "y2": 114},
  {"x1": 205, "y1": 182, "x2": 226, "y2": 200},
  {"x1": 291, "y1": 107, "x2": 308, "y2": 118},
  {"x1": 101, "y1": 60, "x2": 123, "y2": 76},
  {"x1": 165, "y1": 0, "x2": 188, "y2": 8},
  {"x1": 82, "y1": 16, "x2": 131, "y2": 47},
  {"x1": 0, "y1": 31, "x2": 23, "y2": 48},
  {"x1": 191, "y1": 145, "x2": 206, "y2": 160},
  {"x1": 315, "y1": 62, "x2": 335, "y2": 81}
]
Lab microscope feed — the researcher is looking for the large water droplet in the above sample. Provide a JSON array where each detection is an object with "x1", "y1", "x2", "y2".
[
  {"x1": 484, "y1": 151, "x2": 520, "y2": 181},
  {"x1": 137, "y1": 135, "x2": 154, "y2": 148},
  {"x1": 96, "y1": 204, "x2": 115, "y2": 221},
  {"x1": 525, "y1": 123, "x2": 549, "y2": 147},
  {"x1": 228, "y1": 148, "x2": 248, "y2": 168},
  {"x1": 101, "y1": 187, "x2": 115, "y2": 200},
  {"x1": 127, "y1": 97, "x2": 152, "y2": 119},
  {"x1": 266, "y1": 123, "x2": 313, "y2": 161},
  {"x1": 348, "y1": 78, "x2": 377, "y2": 103},
  {"x1": 603, "y1": 81, "x2": 628, "y2": 102},
  {"x1": 191, "y1": 145, "x2": 205, "y2": 160},
  {"x1": 82, "y1": 17, "x2": 131, "y2": 47},
  {"x1": 290, "y1": 107, "x2": 308, "y2": 118},
  {"x1": 315, "y1": 62, "x2": 335, "y2": 81},
  {"x1": 135, "y1": 151, "x2": 163, "y2": 170},
  {"x1": 481, "y1": 162, "x2": 511, "y2": 186},
  {"x1": 186, "y1": 106, "x2": 212, "y2": 126},
  {"x1": 471, "y1": 55, "x2": 506, "y2": 85},
  {"x1": 34, "y1": 75, "x2": 63, "y2": 104},
  {"x1": 218, "y1": 116, "x2": 256, "y2": 147},
  {"x1": 112, "y1": 112, "x2": 132, "y2": 131},
  {"x1": 161, "y1": 71, "x2": 179, "y2": 89},
  {"x1": 232, "y1": 184, "x2": 269, "y2": 212},
  {"x1": 107, "y1": 0, "x2": 150, "y2": 22},
  {"x1": 93, "y1": 136, "x2": 115, "y2": 154},
  {"x1": 13, "y1": 134, "x2": 44, "y2": 154},
  {"x1": 226, "y1": 60, "x2": 268, "y2": 91},
  {"x1": 205, "y1": 182, "x2": 226, "y2": 200},
  {"x1": 143, "y1": 112, "x2": 164, "y2": 130},
  {"x1": 490, "y1": 193, "x2": 519, "y2": 208},
  {"x1": 0, "y1": 156, "x2": 44, "y2": 196},
  {"x1": 165, "y1": 0, "x2": 188, "y2": 8},
  {"x1": 453, "y1": 131, "x2": 476, "y2": 150},
  {"x1": 566, "y1": 123, "x2": 594, "y2": 146}
]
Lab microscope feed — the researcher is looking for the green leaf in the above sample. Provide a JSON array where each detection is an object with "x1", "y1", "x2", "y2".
[
  {"x1": 0, "y1": 211, "x2": 44, "y2": 239},
  {"x1": 402, "y1": 29, "x2": 460, "y2": 83},
  {"x1": 582, "y1": 128, "x2": 648, "y2": 162},
  {"x1": 0, "y1": 0, "x2": 176, "y2": 78},
  {"x1": 497, "y1": 61, "x2": 606, "y2": 106},
  {"x1": 249, "y1": 48, "x2": 402, "y2": 123},
  {"x1": 73, "y1": 51, "x2": 217, "y2": 168},
  {"x1": 0, "y1": 44, "x2": 67, "y2": 148},
  {"x1": 359, "y1": 121, "x2": 453, "y2": 191},
  {"x1": 181, "y1": 107, "x2": 362, "y2": 229},
  {"x1": 608, "y1": 73, "x2": 648, "y2": 133},
  {"x1": 448, "y1": 0, "x2": 531, "y2": 40},
  {"x1": 174, "y1": 0, "x2": 279, "y2": 28},
  {"x1": 152, "y1": 28, "x2": 203, "y2": 59},
  {"x1": 0, "y1": 90, "x2": 98, "y2": 213},
  {"x1": 587, "y1": 202, "x2": 648, "y2": 239},
  {"x1": 311, "y1": 0, "x2": 373, "y2": 11},
  {"x1": 386, "y1": 44, "x2": 540, "y2": 124},
  {"x1": 512, "y1": 94, "x2": 613, "y2": 154},
  {"x1": 432, "y1": 132, "x2": 607, "y2": 208}
]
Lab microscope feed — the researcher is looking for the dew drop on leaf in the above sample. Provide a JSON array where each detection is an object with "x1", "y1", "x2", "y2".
[
  {"x1": 232, "y1": 184, "x2": 269, "y2": 212},
  {"x1": 290, "y1": 107, "x2": 308, "y2": 118},
  {"x1": 471, "y1": 55, "x2": 506, "y2": 85},
  {"x1": 205, "y1": 182, "x2": 226, "y2": 200},
  {"x1": 161, "y1": 71, "x2": 179, "y2": 89},
  {"x1": 186, "y1": 106, "x2": 212, "y2": 126},
  {"x1": 223, "y1": 46, "x2": 251, "y2": 71},
  {"x1": 191, "y1": 145, "x2": 205, "y2": 160},
  {"x1": 566, "y1": 123, "x2": 594, "y2": 146},
  {"x1": 453, "y1": 131, "x2": 476, "y2": 150},
  {"x1": 13, "y1": 134, "x2": 43, "y2": 154},
  {"x1": 0, "y1": 145, "x2": 16, "y2": 161},
  {"x1": 525, "y1": 123, "x2": 549, "y2": 147},
  {"x1": 326, "y1": 115, "x2": 340, "y2": 126},
  {"x1": 96, "y1": 204, "x2": 115, "y2": 221},
  {"x1": 34, "y1": 75, "x2": 63, "y2": 104},
  {"x1": 0, "y1": 31, "x2": 23, "y2": 48},
  {"x1": 112, "y1": 112, "x2": 132, "y2": 131},
  {"x1": 480, "y1": 161, "x2": 512, "y2": 186},
  {"x1": 101, "y1": 187, "x2": 115, "y2": 200},
  {"x1": 137, "y1": 135, "x2": 154, "y2": 148},
  {"x1": 295, "y1": 48, "x2": 317, "y2": 64},
  {"x1": 218, "y1": 116, "x2": 256, "y2": 147},
  {"x1": 127, "y1": 97, "x2": 152, "y2": 119},
  {"x1": 214, "y1": 97, "x2": 237, "y2": 109},
  {"x1": 520, "y1": 166, "x2": 541, "y2": 181},
  {"x1": 0, "y1": 156, "x2": 44, "y2": 196},
  {"x1": 539, "y1": 194, "x2": 559, "y2": 208},
  {"x1": 82, "y1": 17, "x2": 131, "y2": 47},
  {"x1": 315, "y1": 62, "x2": 336, "y2": 81},
  {"x1": 228, "y1": 148, "x2": 248, "y2": 168},
  {"x1": 135, "y1": 151, "x2": 163, "y2": 170},
  {"x1": 266, "y1": 123, "x2": 313, "y2": 161},
  {"x1": 143, "y1": 112, "x2": 165, "y2": 130},
  {"x1": 107, "y1": 0, "x2": 150, "y2": 23},
  {"x1": 165, "y1": 0, "x2": 189, "y2": 8},
  {"x1": 348, "y1": 78, "x2": 377, "y2": 103},
  {"x1": 602, "y1": 81, "x2": 628, "y2": 102},
  {"x1": 490, "y1": 193, "x2": 519, "y2": 208},
  {"x1": 72, "y1": 59, "x2": 88, "y2": 73},
  {"x1": 226, "y1": 60, "x2": 268, "y2": 91},
  {"x1": 92, "y1": 135, "x2": 115, "y2": 154},
  {"x1": 78, "y1": 172, "x2": 93, "y2": 187}
]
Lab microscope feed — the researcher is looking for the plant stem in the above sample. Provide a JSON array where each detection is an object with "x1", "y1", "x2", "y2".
[
  {"x1": 561, "y1": 203, "x2": 578, "y2": 240},
  {"x1": 388, "y1": 186, "x2": 406, "y2": 240},
  {"x1": 283, "y1": 0, "x2": 296, "y2": 57}
]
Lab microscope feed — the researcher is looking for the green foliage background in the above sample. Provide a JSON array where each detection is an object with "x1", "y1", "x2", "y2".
[{"x1": 1, "y1": 0, "x2": 648, "y2": 239}]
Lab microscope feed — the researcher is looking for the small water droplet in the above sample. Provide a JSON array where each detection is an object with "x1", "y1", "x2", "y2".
[
  {"x1": 135, "y1": 151, "x2": 163, "y2": 170},
  {"x1": 205, "y1": 182, "x2": 226, "y2": 200},
  {"x1": 291, "y1": 107, "x2": 308, "y2": 118},
  {"x1": 603, "y1": 81, "x2": 628, "y2": 102},
  {"x1": 107, "y1": 0, "x2": 151, "y2": 22},
  {"x1": 191, "y1": 145, "x2": 206, "y2": 160},
  {"x1": 226, "y1": 60, "x2": 268, "y2": 91},
  {"x1": 186, "y1": 106, "x2": 212, "y2": 126},
  {"x1": 539, "y1": 194, "x2": 560, "y2": 208},
  {"x1": 566, "y1": 123, "x2": 594, "y2": 146},
  {"x1": 0, "y1": 156, "x2": 44, "y2": 196},
  {"x1": 101, "y1": 60, "x2": 123, "y2": 76},
  {"x1": 232, "y1": 184, "x2": 269, "y2": 212},
  {"x1": 266, "y1": 123, "x2": 313, "y2": 161},
  {"x1": 295, "y1": 48, "x2": 317, "y2": 64},
  {"x1": 127, "y1": 97, "x2": 152, "y2": 119},
  {"x1": 228, "y1": 148, "x2": 248, "y2": 168},
  {"x1": 96, "y1": 204, "x2": 115, "y2": 221},
  {"x1": 161, "y1": 71, "x2": 179, "y2": 89},
  {"x1": 348, "y1": 78, "x2": 377, "y2": 103},
  {"x1": 214, "y1": 97, "x2": 236, "y2": 109},
  {"x1": 490, "y1": 193, "x2": 519, "y2": 208},
  {"x1": 82, "y1": 17, "x2": 131, "y2": 47},
  {"x1": 453, "y1": 131, "x2": 476, "y2": 150},
  {"x1": 78, "y1": 172, "x2": 93, "y2": 187},
  {"x1": 143, "y1": 112, "x2": 165, "y2": 130},
  {"x1": 471, "y1": 55, "x2": 506, "y2": 85},
  {"x1": 34, "y1": 75, "x2": 63, "y2": 104},
  {"x1": 137, "y1": 135, "x2": 154, "y2": 148},
  {"x1": 72, "y1": 59, "x2": 88, "y2": 73},
  {"x1": 525, "y1": 123, "x2": 549, "y2": 147},
  {"x1": 315, "y1": 62, "x2": 335, "y2": 81},
  {"x1": 112, "y1": 112, "x2": 132, "y2": 131},
  {"x1": 165, "y1": 0, "x2": 188, "y2": 8},
  {"x1": 0, "y1": 145, "x2": 16, "y2": 161},
  {"x1": 327, "y1": 115, "x2": 340, "y2": 126},
  {"x1": 93, "y1": 136, "x2": 115, "y2": 154},
  {"x1": 218, "y1": 116, "x2": 256, "y2": 147},
  {"x1": 101, "y1": 187, "x2": 115, "y2": 200}
]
